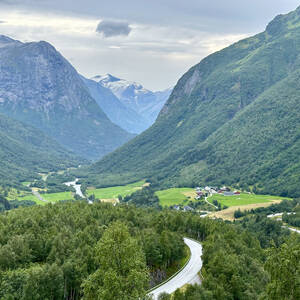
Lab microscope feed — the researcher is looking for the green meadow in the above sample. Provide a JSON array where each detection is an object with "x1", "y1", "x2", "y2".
[
  {"x1": 209, "y1": 193, "x2": 291, "y2": 207},
  {"x1": 155, "y1": 188, "x2": 195, "y2": 207},
  {"x1": 87, "y1": 180, "x2": 146, "y2": 200},
  {"x1": 42, "y1": 191, "x2": 74, "y2": 203}
]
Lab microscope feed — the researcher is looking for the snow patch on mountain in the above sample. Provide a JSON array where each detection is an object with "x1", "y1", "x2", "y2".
[{"x1": 92, "y1": 74, "x2": 172, "y2": 124}]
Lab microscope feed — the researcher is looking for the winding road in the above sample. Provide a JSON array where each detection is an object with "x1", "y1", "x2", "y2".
[
  {"x1": 148, "y1": 238, "x2": 203, "y2": 299},
  {"x1": 267, "y1": 213, "x2": 300, "y2": 234},
  {"x1": 288, "y1": 227, "x2": 300, "y2": 234}
]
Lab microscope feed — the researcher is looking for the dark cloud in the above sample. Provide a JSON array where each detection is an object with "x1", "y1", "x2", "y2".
[{"x1": 96, "y1": 20, "x2": 131, "y2": 38}]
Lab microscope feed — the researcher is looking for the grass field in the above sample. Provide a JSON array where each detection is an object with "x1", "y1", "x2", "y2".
[
  {"x1": 42, "y1": 192, "x2": 74, "y2": 203},
  {"x1": 16, "y1": 193, "x2": 47, "y2": 205},
  {"x1": 87, "y1": 180, "x2": 146, "y2": 200},
  {"x1": 210, "y1": 201, "x2": 282, "y2": 221},
  {"x1": 209, "y1": 193, "x2": 290, "y2": 208},
  {"x1": 155, "y1": 188, "x2": 196, "y2": 207}
]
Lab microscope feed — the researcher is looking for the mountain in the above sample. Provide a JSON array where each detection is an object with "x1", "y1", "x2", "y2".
[
  {"x1": 81, "y1": 76, "x2": 148, "y2": 133},
  {"x1": 0, "y1": 113, "x2": 81, "y2": 185},
  {"x1": 87, "y1": 6, "x2": 300, "y2": 197},
  {"x1": 92, "y1": 74, "x2": 172, "y2": 128},
  {"x1": 0, "y1": 35, "x2": 134, "y2": 160}
]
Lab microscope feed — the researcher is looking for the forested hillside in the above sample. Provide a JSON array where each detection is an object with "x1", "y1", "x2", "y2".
[
  {"x1": 87, "y1": 6, "x2": 300, "y2": 197},
  {"x1": 0, "y1": 201, "x2": 298, "y2": 299},
  {"x1": 0, "y1": 113, "x2": 80, "y2": 186}
]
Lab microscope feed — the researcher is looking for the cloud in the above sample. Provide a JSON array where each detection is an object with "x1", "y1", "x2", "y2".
[
  {"x1": 96, "y1": 20, "x2": 131, "y2": 37},
  {"x1": 1, "y1": 1, "x2": 299, "y2": 89},
  {"x1": 0, "y1": 20, "x2": 5, "y2": 23}
]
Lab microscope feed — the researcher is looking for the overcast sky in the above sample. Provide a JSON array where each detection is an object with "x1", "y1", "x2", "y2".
[{"x1": 0, "y1": 0, "x2": 299, "y2": 90}]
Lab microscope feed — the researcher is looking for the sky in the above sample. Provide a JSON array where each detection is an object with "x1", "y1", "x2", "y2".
[{"x1": 0, "y1": 0, "x2": 299, "y2": 90}]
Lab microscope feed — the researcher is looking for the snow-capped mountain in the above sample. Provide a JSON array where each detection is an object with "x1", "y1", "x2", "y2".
[
  {"x1": 82, "y1": 76, "x2": 148, "y2": 134},
  {"x1": 92, "y1": 74, "x2": 172, "y2": 125}
]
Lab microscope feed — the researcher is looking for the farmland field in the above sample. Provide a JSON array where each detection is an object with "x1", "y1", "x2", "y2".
[
  {"x1": 209, "y1": 193, "x2": 291, "y2": 207},
  {"x1": 155, "y1": 188, "x2": 196, "y2": 207},
  {"x1": 16, "y1": 193, "x2": 46, "y2": 205},
  {"x1": 42, "y1": 191, "x2": 74, "y2": 203},
  {"x1": 210, "y1": 201, "x2": 283, "y2": 221},
  {"x1": 87, "y1": 180, "x2": 146, "y2": 200}
]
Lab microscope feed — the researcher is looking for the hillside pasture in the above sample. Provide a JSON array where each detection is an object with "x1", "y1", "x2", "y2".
[
  {"x1": 210, "y1": 200, "x2": 283, "y2": 221},
  {"x1": 87, "y1": 180, "x2": 146, "y2": 201},
  {"x1": 209, "y1": 193, "x2": 290, "y2": 208},
  {"x1": 155, "y1": 188, "x2": 196, "y2": 207},
  {"x1": 42, "y1": 191, "x2": 74, "y2": 203}
]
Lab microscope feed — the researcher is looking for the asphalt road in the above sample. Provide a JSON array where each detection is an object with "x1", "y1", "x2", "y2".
[
  {"x1": 148, "y1": 237, "x2": 203, "y2": 299},
  {"x1": 287, "y1": 227, "x2": 300, "y2": 234},
  {"x1": 267, "y1": 213, "x2": 299, "y2": 234}
]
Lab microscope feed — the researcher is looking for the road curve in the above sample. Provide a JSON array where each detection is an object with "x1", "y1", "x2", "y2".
[{"x1": 148, "y1": 237, "x2": 203, "y2": 299}]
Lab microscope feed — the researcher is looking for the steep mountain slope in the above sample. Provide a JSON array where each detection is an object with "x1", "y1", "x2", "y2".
[
  {"x1": 0, "y1": 113, "x2": 81, "y2": 185},
  {"x1": 93, "y1": 74, "x2": 172, "y2": 126},
  {"x1": 0, "y1": 36, "x2": 133, "y2": 160},
  {"x1": 88, "y1": 6, "x2": 300, "y2": 196},
  {"x1": 81, "y1": 76, "x2": 147, "y2": 133}
]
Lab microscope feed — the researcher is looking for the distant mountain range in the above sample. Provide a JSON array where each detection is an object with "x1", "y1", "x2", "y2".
[
  {"x1": 0, "y1": 35, "x2": 133, "y2": 160},
  {"x1": 81, "y1": 76, "x2": 147, "y2": 134},
  {"x1": 86, "y1": 74, "x2": 172, "y2": 133},
  {"x1": 88, "y1": 6, "x2": 300, "y2": 197}
]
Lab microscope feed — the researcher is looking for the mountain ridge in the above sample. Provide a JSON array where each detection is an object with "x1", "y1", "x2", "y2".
[
  {"x1": 92, "y1": 73, "x2": 172, "y2": 128},
  {"x1": 0, "y1": 36, "x2": 134, "y2": 160},
  {"x1": 81, "y1": 75, "x2": 147, "y2": 133}
]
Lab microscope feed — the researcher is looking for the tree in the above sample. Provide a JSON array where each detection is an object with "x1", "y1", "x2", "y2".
[
  {"x1": 234, "y1": 209, "x2": 244, "y2": 219},
  {"x1": 82, "y1": 221, "x2": 149, "y2": 300},
  {"x1": 263, "y1": 236, "x2": 300, "y2": 300}
]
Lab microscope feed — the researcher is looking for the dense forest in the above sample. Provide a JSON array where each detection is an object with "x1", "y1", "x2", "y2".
[{"x1": 0, "y1": 201, "x2": 299, "y2": 299}]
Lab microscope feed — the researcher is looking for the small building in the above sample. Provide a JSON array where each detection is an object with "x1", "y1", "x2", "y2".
[
  {"x1": 220, "y1": 186, "x2": 231, "y2": 192},
  {"x1": 223, "y1": 191, "x2": 235, "y2": 196},
  {"x1": 234, "y1": 191, "x2": 241, "y2": 195}
]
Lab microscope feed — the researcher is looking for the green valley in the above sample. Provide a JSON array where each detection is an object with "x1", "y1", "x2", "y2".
[
  {"x1": 0, "y1": 3, "x2": 300, "y2": 300},
  {"x1": 87, "y1": 6, "x2": 300, "y2": 199}
]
